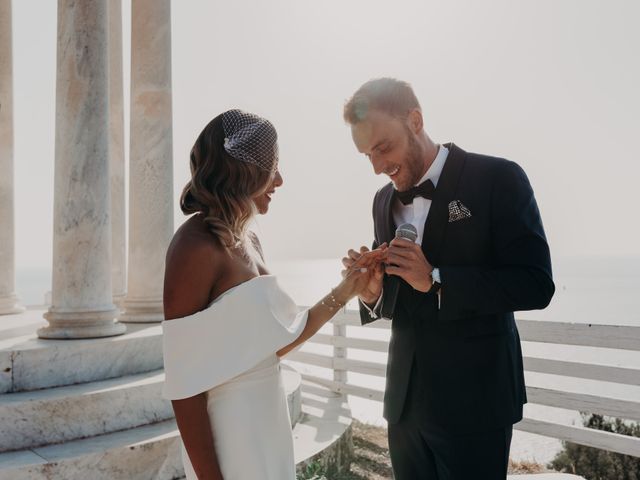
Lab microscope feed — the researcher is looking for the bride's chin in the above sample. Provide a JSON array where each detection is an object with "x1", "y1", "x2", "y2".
[{"x1": 255, "y1": 196, "x2": 272, "y2": 215}]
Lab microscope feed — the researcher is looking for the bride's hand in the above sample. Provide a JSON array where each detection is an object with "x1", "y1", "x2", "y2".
[{"x1": 339, "y1": 245, "x2": 387, "y2": 300}]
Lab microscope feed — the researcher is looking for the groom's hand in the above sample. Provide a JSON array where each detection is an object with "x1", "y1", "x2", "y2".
[
  {"x1": 385, "y1": 238, "x2": 433, "y2": 292},
  {"x1": 341, "y1": 245, "x2": 386, "y2": 305}
]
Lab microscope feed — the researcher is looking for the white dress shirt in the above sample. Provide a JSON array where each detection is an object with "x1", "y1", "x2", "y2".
[
  {"x1": 361, "y1": 145, "x2": 449, "y2": 318},
  {"x1": 392, "y1": 144, "x2": 449, "y2": 245}
]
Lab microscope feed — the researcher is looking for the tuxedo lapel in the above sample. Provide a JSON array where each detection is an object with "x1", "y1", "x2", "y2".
[
  {"x1": 421, "y1": 143, "x2": 466, "y2": 266},
  {"x1": 376, "y1": 184, "x2": 396, "y2": 245},
  {"x1": 375, "y1": 184, "x2": 397, "y2": 317}
]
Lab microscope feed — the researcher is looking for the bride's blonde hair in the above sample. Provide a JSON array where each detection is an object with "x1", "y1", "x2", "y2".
[{"x1": 180, "y1": 114, "x2": 274, "y2": 251}]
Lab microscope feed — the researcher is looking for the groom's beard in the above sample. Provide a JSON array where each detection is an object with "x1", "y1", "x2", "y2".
[{"x1": 402, "y1": 129, "x2": 426, "y2": 190}]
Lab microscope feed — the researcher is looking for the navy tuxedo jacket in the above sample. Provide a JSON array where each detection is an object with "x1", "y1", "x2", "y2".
[{"x1": 359, "y1": 143, "x2": 554, "y2": 433}]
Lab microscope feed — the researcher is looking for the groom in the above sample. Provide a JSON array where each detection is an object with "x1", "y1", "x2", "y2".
[{"x1": 341, "y1": 78, "x2": 554, "y2": 479}]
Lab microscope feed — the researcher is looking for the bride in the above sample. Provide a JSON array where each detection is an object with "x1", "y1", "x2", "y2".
[{"x1": 162, "y1": 110, "x2": 386, "y2": 479}]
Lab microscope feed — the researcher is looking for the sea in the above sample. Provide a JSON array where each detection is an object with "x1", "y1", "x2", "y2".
[{"x1": 15, "y1": 255, "x2": 640, "y2": 464}]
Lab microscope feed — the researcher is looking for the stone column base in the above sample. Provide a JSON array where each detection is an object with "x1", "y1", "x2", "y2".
[
  {"x1": 112, "y1": 292, "x2": 126, "y2": 311},
  {"x1": 119, "y1": 298, "x2": 164, "y2": 323},
  {"x1": 39, "y1": 307, "x2": 126, "y2": 339},
  {"x1": 0, "y1": 294, "x2": 25, "y2": 315}
]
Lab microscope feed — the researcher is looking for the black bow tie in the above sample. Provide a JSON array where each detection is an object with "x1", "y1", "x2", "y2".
[{"x1": 396, "y1": 179, "x2": 436, "y2": 205}]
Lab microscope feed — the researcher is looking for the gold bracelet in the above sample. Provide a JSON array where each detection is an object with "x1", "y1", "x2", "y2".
[
  {"x1": 321, "y1": 288, "x2": 345, "y2": 311},
  {"x1": 330, "y1": 288, "x2": 346, "y2": 308}
]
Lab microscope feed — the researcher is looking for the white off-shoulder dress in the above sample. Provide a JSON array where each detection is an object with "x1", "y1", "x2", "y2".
[{"x1": 162, "y1": 275, "x2": 309, "y2": 480}]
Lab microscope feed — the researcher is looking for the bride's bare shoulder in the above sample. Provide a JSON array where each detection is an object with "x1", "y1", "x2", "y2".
[
  {"x1": 167, "y1": 216, "x2": 223, "y2": 262},
  {"x1": 164, "y1": 216, "x2": 225, "y2": 320}
]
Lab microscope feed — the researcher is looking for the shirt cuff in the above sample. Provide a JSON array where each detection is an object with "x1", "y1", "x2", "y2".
[{"x1": 360, "y1": 289, "x2": 384, "y2": 319}]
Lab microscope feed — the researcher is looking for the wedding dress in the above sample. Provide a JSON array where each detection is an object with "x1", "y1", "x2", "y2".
[{"x1": 162, "y1": 275, "x2": 308, "y2": 479}]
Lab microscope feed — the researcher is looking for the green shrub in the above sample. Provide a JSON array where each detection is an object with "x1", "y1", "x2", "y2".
[
  {"x1": 548, "y1": 414, "x2": 640, "y2": 480},
  {"x1": 297, "y1": 461, "x2": 328, "y2": 480}
]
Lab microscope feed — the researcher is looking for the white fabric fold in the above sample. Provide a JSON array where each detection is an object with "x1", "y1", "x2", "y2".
[{"x1": 162, "y1": 275, "x2": 308, "y2": 400}]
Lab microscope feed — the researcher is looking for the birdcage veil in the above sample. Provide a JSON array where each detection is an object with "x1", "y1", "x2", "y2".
[{"x1": 221, "y1": 109, "x2": 279, "y2": 172}]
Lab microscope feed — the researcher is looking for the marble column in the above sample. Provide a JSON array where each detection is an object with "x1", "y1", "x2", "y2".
[
  {"x1": 109, "y1": 0, "x2": 126, "y2": 307},
  {"x1": 120, "y1": 0, "x2": 173, "y2": 323},
  {"x1": 0, "y1": 0, "x2": 24, "y2": 315},
  {"x1": 39, "y1": 0, "x2": 126, "y2": 339}
]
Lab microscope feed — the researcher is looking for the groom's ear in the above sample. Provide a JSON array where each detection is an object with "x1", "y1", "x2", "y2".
[{"x1": 406, "y1": 109, "x2": 423, "y2": 134}]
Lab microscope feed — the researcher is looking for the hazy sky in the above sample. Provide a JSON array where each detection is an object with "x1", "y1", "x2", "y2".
[{"x1": 10, "y1": 0, "x2": 640, "y2": 270}]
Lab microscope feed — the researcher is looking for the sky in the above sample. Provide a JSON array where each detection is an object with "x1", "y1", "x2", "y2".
[{"x1": 10, "y1": 0, "x2": 640, "y2": 270}]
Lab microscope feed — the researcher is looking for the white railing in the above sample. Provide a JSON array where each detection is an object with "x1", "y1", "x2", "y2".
[{"x1": 287, "y1": 309, "x2": 640, "y2": 458}]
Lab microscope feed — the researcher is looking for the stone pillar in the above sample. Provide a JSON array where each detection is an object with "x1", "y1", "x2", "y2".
[
  {"x1": 120, "y1": 0, "x2": 173, "y2": 323},
  {"x1": 0, "y1": 0, "x2": 24, "y2": 315},
  {"x1": 109, "y1": 0, "x2": 126, "y2": 307},
  {"x1": 39, "y1": 0, "x2": 126, "y2": 339}
]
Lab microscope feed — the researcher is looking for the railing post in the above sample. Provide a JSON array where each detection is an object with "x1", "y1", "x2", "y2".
[{"x1": 332, "y1": 310, "x2": 348, "y2": 385}]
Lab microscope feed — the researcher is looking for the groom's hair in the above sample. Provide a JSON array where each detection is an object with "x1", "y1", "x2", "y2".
[{"x1": 343, "y1": 78, "x2": 421, "y2": 124}]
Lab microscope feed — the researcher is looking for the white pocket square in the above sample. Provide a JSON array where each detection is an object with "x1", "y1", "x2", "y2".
[{"x1": 448, "y1": 200, "x2": 472, "y2": 222}]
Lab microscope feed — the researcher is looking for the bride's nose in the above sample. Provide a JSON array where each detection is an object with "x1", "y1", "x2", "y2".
[{"x1": 273, "y1": 170, "x2": 283, "y2": 188}]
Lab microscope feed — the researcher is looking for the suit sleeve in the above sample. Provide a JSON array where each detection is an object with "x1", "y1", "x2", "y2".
[
  {"x1": 438, "y1": 161, "x2": 555, "y2": 321},
  {"x1": 359, "y1": 192, "x2": 382, "y2": 325}
]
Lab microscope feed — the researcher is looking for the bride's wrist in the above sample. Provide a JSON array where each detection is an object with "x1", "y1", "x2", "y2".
[
  {"x1": 319, "y1": 285, "x2": 349, "y2": 312},
  {"x1": 334, "y1": 281, "x2": 355, "y2": 304}
]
